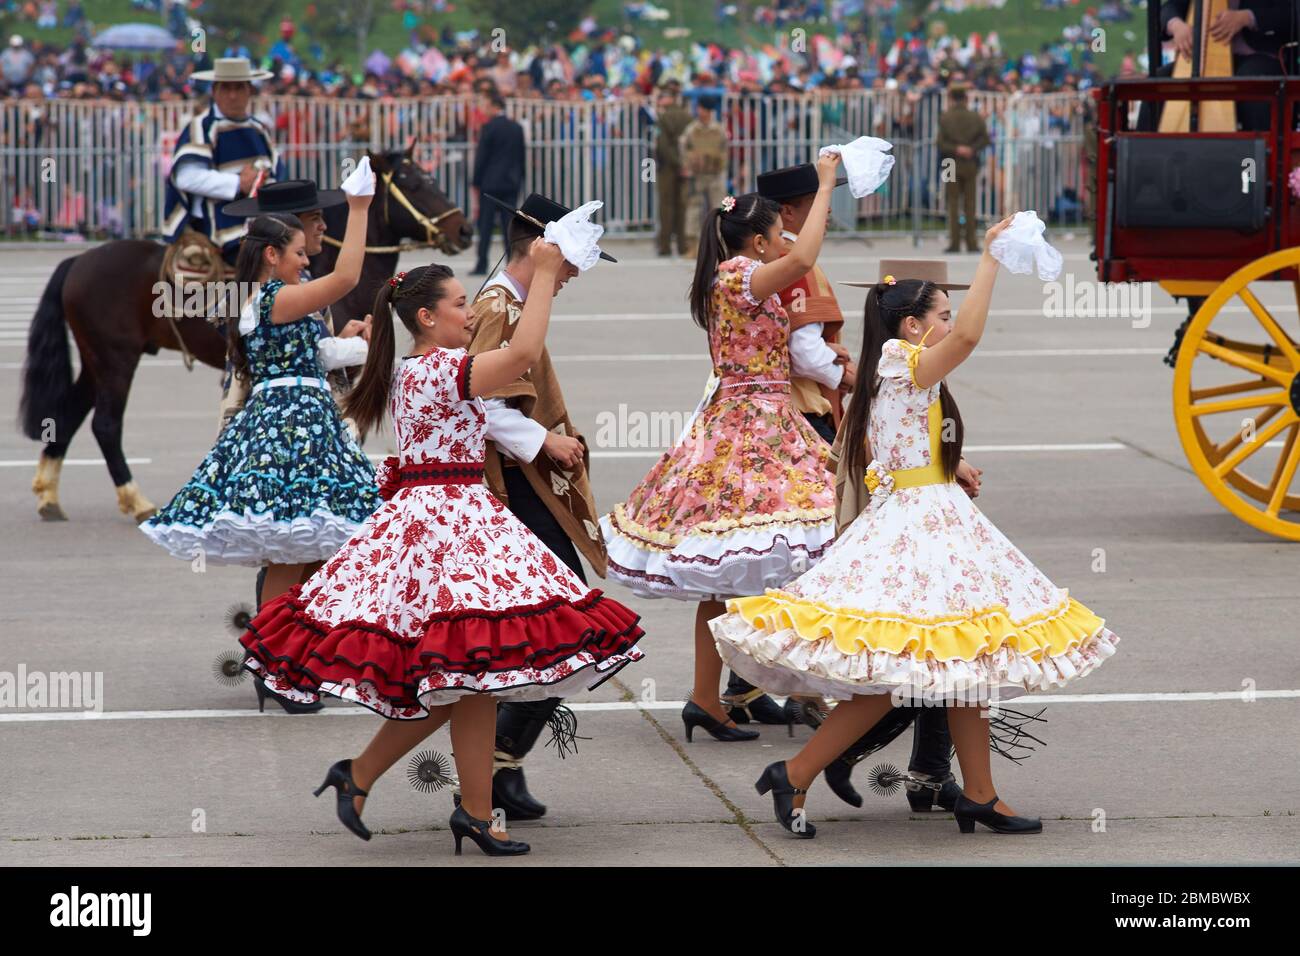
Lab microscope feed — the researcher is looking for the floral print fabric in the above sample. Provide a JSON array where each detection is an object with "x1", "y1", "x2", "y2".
[
  {"x1": 602, "y1": 256, "x2": 836, "y2": 600},
  {"x1": 240, "y1": 347, "x2": 645, "y2": 714},
  {"x1": 141, "y1": 279, "x2": 378, "y2": 566},
  {"x1": 710, "y1": 337, "x2": 1120, "y2": 697}
]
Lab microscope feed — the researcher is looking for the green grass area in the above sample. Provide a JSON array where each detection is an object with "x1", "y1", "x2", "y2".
[{"x1": 2, "y1": 1, "x2": 1138, "y2": 75}]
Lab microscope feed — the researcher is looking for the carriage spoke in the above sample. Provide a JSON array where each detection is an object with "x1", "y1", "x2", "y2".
[
  {"x1": 1237, "y1": 287, "x2": 1300, "y2": 368},
  {"x1": 1210, "y1": 405, "x2": 1282, "y2": 462},
  {"x1": 1189, "y1": 391, "x2": 1288, "y2": 417},
  {"x1": 1265, "y1": 425, "x2": 1300, "y2": 517},
  {"x1": 1190, "y1": 377, "x2": 1274, "y2": 401},
  {"x1": 1212, "y1": 413, "x2": 1297, "y2": 479},
  {"x1": 1197, "y1": 339, "x2": 1294, "y2": 385}
]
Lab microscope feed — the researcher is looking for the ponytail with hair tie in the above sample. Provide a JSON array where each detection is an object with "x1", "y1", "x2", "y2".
[{"x1": 688, "y1": 192, "x2": 781, "y2": 329}]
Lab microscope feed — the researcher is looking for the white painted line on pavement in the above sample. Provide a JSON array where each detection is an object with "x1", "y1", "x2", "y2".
[{"x1": 1, "y1": 689, "x2": 1295, "y2": 723}]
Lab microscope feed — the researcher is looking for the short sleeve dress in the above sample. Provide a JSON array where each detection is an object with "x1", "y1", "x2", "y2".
[
  {"x1": 711, "y1": 337, "x2": 1120, "y2": 699},
  {"x1": 141, "y1": 278, "x2": 378, "y2": 565},
  {"x1": 240, "y1": 346, "x2": 645, "y2": 716},
  {"x1": 600, "y1": 255, "x2": 837, "y2": 600}
]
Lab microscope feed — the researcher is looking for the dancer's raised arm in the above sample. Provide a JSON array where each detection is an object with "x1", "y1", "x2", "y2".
[
  {"x1": 468, "y1": 238, "x2": 566, "y2": 397},
  {"x1": 749, "y1": 152, "x2": 841, "y2": 302},
  {"x1": 913, "y1": 216, "x2": 1013, "y2": 389},
  {"x1": 271, "y1": 191, "x2": 372, "y2": 323}
]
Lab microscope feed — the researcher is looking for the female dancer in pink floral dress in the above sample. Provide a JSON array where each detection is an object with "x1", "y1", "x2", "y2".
[
  {"x1": 711, "y1": 219, "x2": 1120, "y2": 838},
  {"x1": 240, "y1": 241, "x2": 644, "y2": 858},
  {"x1": 602, "y1": 154, "x2": 843, "y2": 743}
]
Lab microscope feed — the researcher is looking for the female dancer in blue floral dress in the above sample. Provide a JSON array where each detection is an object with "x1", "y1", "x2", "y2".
[{"x1": 142, "y1": 189, "x2": 379, "y2": 665}]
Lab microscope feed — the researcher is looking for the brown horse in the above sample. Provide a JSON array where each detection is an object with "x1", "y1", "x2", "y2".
[{"x1": 18, "y1": 145, "x2": 472, "y2": 522}]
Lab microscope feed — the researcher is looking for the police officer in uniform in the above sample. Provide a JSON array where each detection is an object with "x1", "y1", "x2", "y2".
[
  {"x1": 680, "y1": 95, "x2": 729, "y2": 256},
  {"x1": 653, "y1": 78, "x2": 692, "y2": 257},
  {"x1": 936, "y1": 81, "x2": 989, "y2": 253}
]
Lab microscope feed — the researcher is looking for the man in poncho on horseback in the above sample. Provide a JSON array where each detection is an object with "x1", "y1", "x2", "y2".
[{"x1": 162, "y1": 57, "x2": 286, "y2": 268}]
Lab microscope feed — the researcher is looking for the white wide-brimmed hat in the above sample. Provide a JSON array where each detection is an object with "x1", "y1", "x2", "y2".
[{"x1": 191, "y1": 57, "x2": 273, "y2": 83}]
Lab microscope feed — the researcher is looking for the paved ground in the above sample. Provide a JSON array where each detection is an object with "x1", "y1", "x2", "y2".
[{"x1": 2, "y1": 235, "x2": 1298, "y2": 867}]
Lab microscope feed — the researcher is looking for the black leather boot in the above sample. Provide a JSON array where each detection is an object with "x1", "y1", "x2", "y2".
[
  {"x1": 721, "y1": 670, "x2": 786, "y2": 725},
  {"x1": 905, "y1": 771, "x2": 963, "y2": 812},
  {"x1": 822, "y1": 706, "x2": 920, "y2": 807},
  {"x1": 905, "y1": 707, "x2": 959, "y2": 811},
  {"x1": 489, "y1": 698, "x2": 571, "y2": 821}
]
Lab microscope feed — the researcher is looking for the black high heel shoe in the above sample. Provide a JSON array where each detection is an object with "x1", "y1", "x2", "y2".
[
  {"x1": 906, "y1": 772, "x2": 962, "y2": 813},
  {"x1": 754, "y1": 761, "x2": 816, "y2": 839},
  {"x1": 953, "y1": 794, "x2": 1042, "y2": 834},
  {"x1": 449, "y1": 805, "x2": 530, "y2": 857},
  {"x1": 254, "y1": 675, "x2": 324, "y2": 714},
  {"x1": 313, "y1": 759, "x2": 371, "y2": 841},
  {"x1": 682, "y1": 701, "x2": 759, "y2": 742}
]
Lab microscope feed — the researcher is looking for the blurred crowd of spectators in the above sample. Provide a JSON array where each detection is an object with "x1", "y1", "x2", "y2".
[{"x1": 0, "y1": 0, "x2": 1146, "y2": 104}]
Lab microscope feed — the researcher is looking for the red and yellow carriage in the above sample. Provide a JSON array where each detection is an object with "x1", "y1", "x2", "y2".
[{"x1": 1092, "y1": 1, "x2": 1300, "y2": 537}]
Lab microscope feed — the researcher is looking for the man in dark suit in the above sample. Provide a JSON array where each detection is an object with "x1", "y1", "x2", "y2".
[
  {"x1": 471, "y1": 88, "x2": 526, "y2": 274},
  {"x1": 1162, "y1": 0, "x2": 1296, "y2": 130}
]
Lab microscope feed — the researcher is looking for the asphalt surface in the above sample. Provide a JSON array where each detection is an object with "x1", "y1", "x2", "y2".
[{"x1": 2, "y1": 235, "x2": 1298, "y2": 866}]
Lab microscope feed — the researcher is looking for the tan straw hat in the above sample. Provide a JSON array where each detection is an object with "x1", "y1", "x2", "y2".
[
  {"x1": 841, "y1": 258, "x2": 970, "y2": 291},
  {"x1": 191, "y1": 57, "x2": 273, "y2": 83}
]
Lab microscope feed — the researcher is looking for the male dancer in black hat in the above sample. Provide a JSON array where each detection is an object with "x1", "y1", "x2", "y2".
[{"x1": 465, "y1": 192, "x2": 617, "y2": 819}]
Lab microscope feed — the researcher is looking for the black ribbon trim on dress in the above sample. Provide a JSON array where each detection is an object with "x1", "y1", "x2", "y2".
[
  {"x1": 396, "y1": 462, "x2": 485, "y2": 487},
  {"x1": 456, "y1": 353, "x2": 474, "y2": 402}
]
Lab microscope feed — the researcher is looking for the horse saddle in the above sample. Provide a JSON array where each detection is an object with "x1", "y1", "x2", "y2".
[{"x1": 158, "y1": 229, "x2": 234, "y2": 324}]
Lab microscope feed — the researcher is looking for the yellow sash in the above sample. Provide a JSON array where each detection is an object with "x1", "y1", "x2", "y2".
[{"x1": 867, "y1": 400, "x2": 951, "y2": 491}]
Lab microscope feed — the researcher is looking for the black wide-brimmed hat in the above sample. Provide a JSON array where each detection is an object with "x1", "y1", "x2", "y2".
[
  {"x1": 222, "y1": 179, "x2": 347, "y2": 218},
  {"x1": 756, "y1": 162, "x2": 847, "y2": 202},
  {"x1": 483, "y1": 191, "x2": 617, "y2": 262}
]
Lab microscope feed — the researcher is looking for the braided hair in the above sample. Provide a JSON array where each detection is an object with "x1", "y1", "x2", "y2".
[
  {"x1": 227, "y1": 213, "x2": 303, "y2": 384},
  {"x1": 688, "y1": 192, "x2": 781, "y2": 330},
  {"x1": 343, "y1": 263, "x2": 457, "y2": 441},
  {"x1": 842, "y1": 278, "x2": 964, "y2": 482}
]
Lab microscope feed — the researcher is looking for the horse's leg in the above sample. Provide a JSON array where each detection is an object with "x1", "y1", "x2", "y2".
[
  {"x1": 32, "y1": 369, "x2": 97, "y2": 521},
  {"x1": 89, "y1": 358, "x2": 157, "y2": 522}
]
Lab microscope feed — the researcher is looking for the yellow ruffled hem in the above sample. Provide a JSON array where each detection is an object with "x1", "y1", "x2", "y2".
[
  {"x1": 725, "y1": 590, "x2": 1106, "y2": 664},
  {"x1": 610, "y1": 502, "x2": 835, "y2": 549}
]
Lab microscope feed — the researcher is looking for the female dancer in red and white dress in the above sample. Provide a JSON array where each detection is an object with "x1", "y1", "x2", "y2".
[{"x1": 239, "y1": 240, "x2": 644, "y2": 857}]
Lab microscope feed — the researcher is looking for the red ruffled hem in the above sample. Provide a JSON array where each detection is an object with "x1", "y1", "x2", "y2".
[{"x1": 239, "y1": 584, "x2": 644, "y2": 711}]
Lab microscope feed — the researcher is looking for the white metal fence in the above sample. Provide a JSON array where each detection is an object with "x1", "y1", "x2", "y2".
[{"x1": 0, "y1": 91, "x2": 1089, "y2": 240}]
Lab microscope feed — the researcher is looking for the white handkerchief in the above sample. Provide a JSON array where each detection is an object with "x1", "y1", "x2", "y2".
[
  {"x1": 543, "y1": 199, "x2": 606, "y2": 272},
  {"x1": 340, "y1": 155, "x2": 375, "y2": 197},
  {"x1": 237, "y1": 288, "x2": 262, "y2": 336},
  {"x1": 819, "y1": 136, "x2": 895, "y2": 198},
  {"x1": 988, "y1": 210, "x2": 1063, "y2": 281}
]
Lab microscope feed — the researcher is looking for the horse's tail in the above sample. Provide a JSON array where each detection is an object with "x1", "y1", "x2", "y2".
[{"x1": 19, "y1": 255, "x2": 78, "y2": 441}]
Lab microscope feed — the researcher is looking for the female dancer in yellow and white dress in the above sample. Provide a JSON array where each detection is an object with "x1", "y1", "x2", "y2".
[{"x1": 711, "y1": 218, "x2": 1120, "y2": 838}]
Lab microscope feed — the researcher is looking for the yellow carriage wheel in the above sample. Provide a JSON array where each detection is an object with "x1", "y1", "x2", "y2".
[{"x1": 1172, "y1": 248, "x2": 1300, "y2": 539}]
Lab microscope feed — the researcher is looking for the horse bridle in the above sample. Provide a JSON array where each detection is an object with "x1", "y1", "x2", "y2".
[{"x1": 321, "y1": 163, "x2": 463, "y2": 254}]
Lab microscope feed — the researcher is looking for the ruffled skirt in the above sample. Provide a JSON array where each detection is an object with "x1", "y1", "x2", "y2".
[
  {"x1": 141, "y1": 386, "x2": 377, "y2": 565},
  {"x1": 602, "y1": 392, "x2": 835, "y2": 600},
  {"x1": 241, "y1": 482, "x2": 644, "y2": 715},
  {"x1": 709, "y1": 482, "x2": 1119, "y2": 700}
]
